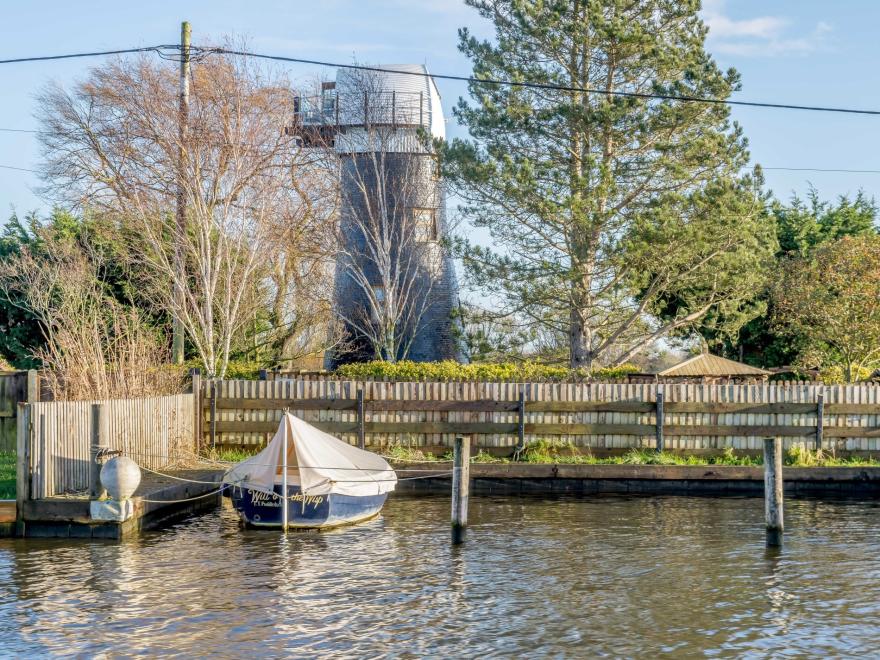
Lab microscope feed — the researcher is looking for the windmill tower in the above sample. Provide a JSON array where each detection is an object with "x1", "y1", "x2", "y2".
[{"x1": 294, "y1": 65, "x2": 462, "y2": 365}]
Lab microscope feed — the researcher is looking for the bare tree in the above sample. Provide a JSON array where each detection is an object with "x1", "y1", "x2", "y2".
[
  {"x1": 0, "y1": 231, "x2": 179, "y2": 399},
  {"x1": 332, "y1": 70, "x2": 445, "y2": 362},
  {"x1": 262, "y1": 164, "x2": 343, "y2": 368},
  {"x1": 36, "y1": 47, "x2": 339, "y2": 377}
]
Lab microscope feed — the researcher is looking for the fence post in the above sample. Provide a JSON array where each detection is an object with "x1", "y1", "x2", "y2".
[
  {"x1": 517, "y1": 390, "x2": 526, "y2": 454},
  {"x1": 26, "y1": 369, "x2": 39, "y2": 403},
  {"x1": 90, "y1": 403, "x2": 108, "y2": 500},
  {"x1": 763, "y1": 436, "x2": 784, "y2": 547},
  {"x1": 451, "y1": 435, "x2": 471, "y2": 545},
  {"x1": 210, "y1": 381, "x2": 218, "y2": 450},
  {"x1": 815, "y1": 393, "x2": 824, "y2": 452},
  {"x1": 655, "y1": 388, "x2": 665, "y2": 453},
  {"x1": 357, "y1": 388, "x2": 365, "y2": 450},
  {"x1": 15, "y1": 403, "x2": 31, "y2": 536},
  {"x1": 190, "y1": 368, "x2": 202, "y2": 451}
]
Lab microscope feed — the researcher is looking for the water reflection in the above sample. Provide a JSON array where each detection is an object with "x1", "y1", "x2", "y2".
[{"x1": 1, "y1": 495, "x2": 880, "y2": 656}]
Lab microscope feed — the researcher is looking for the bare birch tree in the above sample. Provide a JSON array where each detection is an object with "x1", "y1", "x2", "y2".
[{"x1": 36, "y1": 48, "x2": 338, "y2": 377}]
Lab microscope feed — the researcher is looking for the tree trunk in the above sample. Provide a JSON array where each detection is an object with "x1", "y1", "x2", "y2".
[{"x1": 569, "y1": 305, "x2": 592, "y2": 370}]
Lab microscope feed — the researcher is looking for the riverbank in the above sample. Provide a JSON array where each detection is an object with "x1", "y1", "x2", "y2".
[
  {"x1": 383, "y1": 444, "x2": 880, "y2": 468},
  {"x1": 391, "y1": 462, "x2": 880, "y2": 497}
]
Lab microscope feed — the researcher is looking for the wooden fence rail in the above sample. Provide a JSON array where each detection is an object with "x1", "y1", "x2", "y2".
[
  {"x1": 200, "y1": 379, "x2": 880, "y2": 454},
  {"x1": 18, "y1": 394, "x2": 195, "y2": 499}
]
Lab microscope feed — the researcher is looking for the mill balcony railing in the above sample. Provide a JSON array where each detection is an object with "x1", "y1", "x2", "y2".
[{"x1": 294, "y1": 90, "x2": 429, "y2": 130}]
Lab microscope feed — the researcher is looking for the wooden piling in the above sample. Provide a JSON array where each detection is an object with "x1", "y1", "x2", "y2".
[
  {"x1": 451, "y1": 435, "x2": 471, "y2": 544},
  {"x1": 655, "y1": 389, "x2": 665, "y2": 453},
  {"x1": 763, "y1": 436, "x2": 784, "y2": 546},
  {"x1": 90, "y1": 404, "x2": 108, "y2": 500},
  {"x1": 16, "y1": 403, "x2": 31, "y2": 536}
]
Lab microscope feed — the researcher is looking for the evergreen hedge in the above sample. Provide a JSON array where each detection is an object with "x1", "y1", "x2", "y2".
[{"x1": 333, "y1": 360, "x2": 640, "y2": 382}]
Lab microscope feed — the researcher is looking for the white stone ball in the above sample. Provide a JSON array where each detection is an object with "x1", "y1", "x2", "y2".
[{"x1": 100, "y1": 456, "x2": 142, "y2": 501}]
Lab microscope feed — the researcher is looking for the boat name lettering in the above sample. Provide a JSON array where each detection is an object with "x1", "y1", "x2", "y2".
[
  {"x1": 288, "y1": 493, "x2": 324, "y2": 507},
  {"x1": 248, "y1": 489, "x2": 281, "y2": 507},
  {"x1": 246, "y1": 489, "x2": 324, "y2": 508}
]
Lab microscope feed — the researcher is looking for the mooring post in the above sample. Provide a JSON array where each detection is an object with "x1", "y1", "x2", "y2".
[
  {"x1": 816, "y1": 393, "x2": 825, "y2": 452},
  {"x1": 451, "y1": 435, "x2": 471, "y2": 545},
  {"x1": 90, "y1": 403, "x2": 109, "y2": 500},
  {"x1": 763, "y1": 436, "x2": 784, "y2": 547},
  {"x1": 655, "y1": 388, "x2": 665, "y2": 453},
  {"x1": 357, "y1": 388, "x2": 365, "y2": 450},
  {"x1": 15, "y1": 403, "x2": 32, "y2": 535}
]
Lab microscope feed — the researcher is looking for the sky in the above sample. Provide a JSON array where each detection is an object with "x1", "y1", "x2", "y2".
[{"x1": 1, "y1": 0, "x2": 880, "y2": 218}]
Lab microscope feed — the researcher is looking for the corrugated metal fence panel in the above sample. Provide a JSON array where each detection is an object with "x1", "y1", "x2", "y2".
[{"x1": 27, "y1": 394, "x2": 194, "y2": 498}]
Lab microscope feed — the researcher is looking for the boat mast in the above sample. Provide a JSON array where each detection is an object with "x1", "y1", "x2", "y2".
[{"x1": 282, "y1": 413, "x2": 289, "y2": 533}]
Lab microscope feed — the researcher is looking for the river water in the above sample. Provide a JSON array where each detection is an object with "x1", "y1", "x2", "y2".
[{"x1": 2, "y1": 494, "x2": 880, "y2": 657}]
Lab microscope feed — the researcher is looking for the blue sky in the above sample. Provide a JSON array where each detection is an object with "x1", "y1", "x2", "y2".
[{"x1": 1, "y1": 0, "x2": 879, "y2": 217}]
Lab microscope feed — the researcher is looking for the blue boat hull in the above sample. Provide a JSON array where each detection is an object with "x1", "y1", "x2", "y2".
[{"x1": 230, "y1": 484, "x2": 387, "y2": 529}]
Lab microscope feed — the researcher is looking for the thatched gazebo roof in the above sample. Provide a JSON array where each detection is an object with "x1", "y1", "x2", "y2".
[{"x1": 657, "y1": 353, "x2": 771, "y2": 379}]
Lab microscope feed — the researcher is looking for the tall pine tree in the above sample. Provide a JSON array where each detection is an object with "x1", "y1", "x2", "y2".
[{"x1": 442, "y1": 0, "x2": 776, "y2": 368}]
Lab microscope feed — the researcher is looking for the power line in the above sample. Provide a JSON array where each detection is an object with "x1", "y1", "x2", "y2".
[
  {"x1": 0, "y1": 164, "x2": 37, "y2": 173},
  {"x1": 0, "y1": 45, "x2": 172, "y2": 65},
  {"x1": 210, "y1": 46, "x2": 880, "y2": 117},
  {"x1": 0, "y1": 43, "x2": 879, "y2": 117},
  {"x1": 762, "y1": 167, "x2": 880, "y2": 174},
  {"x1": 0, "y1": 128, "x2": 39, "y2": 133},
  {"x1": 1, "y1": 160, "x2": 879, "y2": 177}
]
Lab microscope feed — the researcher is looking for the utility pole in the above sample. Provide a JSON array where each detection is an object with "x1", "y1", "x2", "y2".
[{"x1": 173, "y1": 20, "x2": 191, "y2": 364}]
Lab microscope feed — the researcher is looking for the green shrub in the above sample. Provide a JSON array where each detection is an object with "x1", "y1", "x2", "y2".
[
  {"x1": 182, "y1": 358, "x2": 266, "y2": 380},
  {"x1": 334, "y1": 360, "x2": 640, "y2": 382},
  {"x1": 0, "y1": 452, "x2": 15, "y2": 499},
  {"x1": 818, "y1": 365, "x2": 875, "y2": 384}
]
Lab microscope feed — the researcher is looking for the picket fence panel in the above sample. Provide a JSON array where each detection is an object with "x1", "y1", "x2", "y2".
[{"x1": 201, "y1": 379, "x2": 880, "y2": 453}]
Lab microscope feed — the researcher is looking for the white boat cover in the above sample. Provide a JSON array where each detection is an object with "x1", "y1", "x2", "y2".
[{"x1": 222, "y1": 413, "x2": 397, "y2": 497}]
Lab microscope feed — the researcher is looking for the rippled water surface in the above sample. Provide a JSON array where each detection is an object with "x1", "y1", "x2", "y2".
[{"x1": 2, "y1": 495, "x2": 880, "y2": 657}]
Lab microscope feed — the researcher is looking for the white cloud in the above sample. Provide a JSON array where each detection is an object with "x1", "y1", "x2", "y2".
[{"x1": 702, "y1": 0, "x2": 832, "y2": 57}]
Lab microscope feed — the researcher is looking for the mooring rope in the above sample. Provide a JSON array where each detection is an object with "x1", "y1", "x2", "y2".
[
  {"x1": 136, "y1": 484, "x2": 230, "y2": 504},
  {"x1": 137, "y1": 463, "x2": 225, "y2": 485}
]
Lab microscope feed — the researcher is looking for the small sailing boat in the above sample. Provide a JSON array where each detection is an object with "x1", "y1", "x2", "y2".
[{"x1": 223, "y1": 412, "x2": 396, "y2": 529}]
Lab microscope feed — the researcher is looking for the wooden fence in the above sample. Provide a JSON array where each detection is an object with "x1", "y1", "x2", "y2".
[
  {"x1": 0, "y1": 371, "x2": 40, "y2": 453},
  {"x1": 18, "y1": 393, "x2": 196, "y2": 499},
  {"x1": 0, "y1": 372, "x2": 26, "y2": 453},
  {"x1": 201, "y1": 379, "x2": 880, "y2": 454}
]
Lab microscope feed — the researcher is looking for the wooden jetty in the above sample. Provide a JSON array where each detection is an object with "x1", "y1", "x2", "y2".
[{"x1": 11, "y1": 469, "x2": 223, "y2": 539}]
